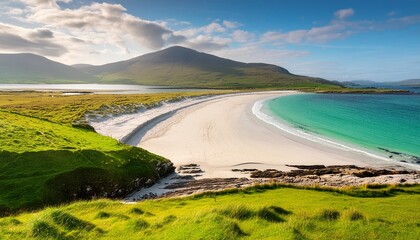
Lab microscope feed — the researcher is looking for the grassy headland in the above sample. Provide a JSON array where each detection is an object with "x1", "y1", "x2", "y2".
[
  {"x1": 1, "y1": 184, "x2": 419, "y2": 239},
  {"x1": 0, "y1": 91, "x2": 225, "y2": 213}
]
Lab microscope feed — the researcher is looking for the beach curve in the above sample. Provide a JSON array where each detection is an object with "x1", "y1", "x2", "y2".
[{"x1": 134, "y1": 91, "x2": 407, "y2": 178}]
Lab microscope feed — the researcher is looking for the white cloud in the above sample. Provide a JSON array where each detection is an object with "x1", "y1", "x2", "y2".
[
  {"x1": 214, "y1": 44, "x2": 309, "y2": 65},
  {"x1": 223, "y1": 20, "x2": 241, "y2": 29},
  {"x1": 0, "y1": 23, "x2": 68, "y2": 56},
  {"x1": 203, "y1": 22, "x2": 226, "y2": 33},
  {"x1": 334, "y1": 8, "x2": 354, "y2": 20},
  {"x1": 232, "y1": 30, "x2": 254, "y2": 43},
  {"x1": 6, "y1": 0, "x2": 234, "y2": 61},
  {"x1": 261, "y1": 23, "x2": 352, "y2": 44}
]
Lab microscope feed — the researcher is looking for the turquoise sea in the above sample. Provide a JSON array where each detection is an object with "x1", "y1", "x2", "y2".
[{"x1": 265, "y1": 91, "x2": 420, "y2": 165}]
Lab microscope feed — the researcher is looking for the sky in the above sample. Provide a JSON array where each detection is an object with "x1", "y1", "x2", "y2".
[{"x1": 0, "y1": 0, "x2": 419, "y2": 82}]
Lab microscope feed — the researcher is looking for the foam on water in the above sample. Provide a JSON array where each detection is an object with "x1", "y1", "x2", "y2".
[{"x1": 252, "y1": 97, "x2": 420, "y2": 170}]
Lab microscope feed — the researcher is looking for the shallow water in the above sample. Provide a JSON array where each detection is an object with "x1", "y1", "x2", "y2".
[{"x1": 266, "y1": 93, "x2": 420, "y2": 165}]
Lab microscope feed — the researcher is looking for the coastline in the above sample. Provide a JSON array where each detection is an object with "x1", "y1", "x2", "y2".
[
  {"x1": 92, "y1": 91, "x2": 419, "y2": 175},
  {"x1": 254, "y1": 95, "x2": 420, "y2": 170},
  {"x1": 89, "y1": 91, "x2": 420, "y2": 200},
  {"x1": 135, "y1": 91, "x2": 417, "y2": 175}
]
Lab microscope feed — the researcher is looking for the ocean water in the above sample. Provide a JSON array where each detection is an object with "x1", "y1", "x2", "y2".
[{"x1": 265, "y1": 93, "x2": 420, "y2": 165}]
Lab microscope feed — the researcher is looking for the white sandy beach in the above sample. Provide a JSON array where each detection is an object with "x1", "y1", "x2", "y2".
[{"x1": 123, "y1": 91, "x2": 405, "y2": 178}]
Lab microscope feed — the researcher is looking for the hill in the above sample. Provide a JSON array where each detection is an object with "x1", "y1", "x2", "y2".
[
  {"x1": 0, "y1": 91, "x2": 220, "y2": 212},
  {"x1": 0, "y1": 53, "x2": 97, "y2": 84},
  {"x1": 76, "y1": 46, "x2": 338, "y2": 89},
  {"x1": 394, "y1": 79, "x2": 420, "y2": 86}
]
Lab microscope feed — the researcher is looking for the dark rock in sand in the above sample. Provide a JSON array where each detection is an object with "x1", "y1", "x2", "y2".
[{"x1": 231, "y1": 168, "x2": 258, "y2": 172}]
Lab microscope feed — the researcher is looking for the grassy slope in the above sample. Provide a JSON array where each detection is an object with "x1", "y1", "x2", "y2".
[
  {"x1": 100, "y1": 62, "x2": 340, "y2": 90},
  {"x1": 0, "y1": 91, "x2": 224, "y2": 123},
  {"x1": 0, "y1": 91, "x2": 222, "y2": 212},
  {"x1": 1, "y1": 185, "x2": 419, "y2": 239},
  {"x1": 0, "y1": 110, "x2": 169, "y2": 212}
]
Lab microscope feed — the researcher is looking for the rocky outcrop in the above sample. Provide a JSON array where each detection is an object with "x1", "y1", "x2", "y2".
[{"x1": 249, "y1": 165, "x2": 413, "y2": 178}]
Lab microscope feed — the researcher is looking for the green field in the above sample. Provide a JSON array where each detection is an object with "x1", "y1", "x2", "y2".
[{"x1": 1, "y1": 184, "x2": 419, "y2": 239}]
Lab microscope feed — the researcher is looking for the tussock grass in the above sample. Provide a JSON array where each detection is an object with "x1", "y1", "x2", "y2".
[
  {"x1": 126, "y1": 219, "x2": 149, "y2": 231},
  {"x1": 51, "y1": 210, "x2": 95, "y2": 231},
  {"x1": 317, "y1": 209, "x2": 340, "y2": 221},
  {"x1": 95, "y1": 212, "x2": 111, "y2": 219},
  {"x1": 257, "y1": 207, "x2": 285, "y2": 222},
  {"x1": 344, "y1": 209, "x2": 365, "y2": 221},
  {"x1": 31, "y1": 220, "x2": 68, "y2": 239},
  {"x1": 129, "y1": 207, "x2": 144, "y2": 215},
  {"x1": 219, "y1": 205, "x2": 254, "y2": 220},
  {"x1": 0, "y1": 186, "x2": 419, "y2": 239}
]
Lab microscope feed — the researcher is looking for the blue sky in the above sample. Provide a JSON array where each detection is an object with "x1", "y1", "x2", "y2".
[{"x1": 0, "y1": 0, "x2": 419, "y2": 81}]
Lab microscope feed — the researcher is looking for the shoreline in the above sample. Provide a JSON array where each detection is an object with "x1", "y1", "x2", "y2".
[
  {"x1": 137, "y1": 91, "x2": 416, "y2": 175},
  {"x1": 91, "y1": 90, "x2": 419, "y2": 175},
  {"x1": 88, "y1": 91, "x2": 420, "y2": 200},
  {"x1": 254, "y1": 96, "x2": 420, "y2": 170}
]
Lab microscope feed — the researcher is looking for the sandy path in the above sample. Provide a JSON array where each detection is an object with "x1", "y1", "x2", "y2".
[{"x1": 138, "y1": 91, "x2": 401, "y2": 178}]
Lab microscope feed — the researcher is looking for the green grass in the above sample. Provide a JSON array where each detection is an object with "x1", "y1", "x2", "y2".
[
  {"x1": 0, "y1": 91, "x2": 227, "y2": 124},
  {"x1": 0, "y1": 91, "x2": 228, "y2": 212},
  {"x1": 0, "y1": 185, "x2": 419, "y2": 239},
  {"x1": 0, "y1": 111, "x2": 126, "y2": 152}
]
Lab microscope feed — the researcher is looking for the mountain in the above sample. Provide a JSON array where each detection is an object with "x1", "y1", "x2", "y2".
[
  {"x1": 393, "y1": 79, "x2": 420, "y2": 86},
  {"x1": 0, "y1": 53, "x2": 97, "y2": 84},
  {"x1": 75, "y1": 46, "x2": 336, "y2": 89},
  {"x1": 346, "y1": 80, "x2": 378, "y2": 85}
]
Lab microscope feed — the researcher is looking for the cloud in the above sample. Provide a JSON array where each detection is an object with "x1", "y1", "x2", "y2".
[
  {"x1": 5, "y1": 1, "x2": 184, "y2": 56},
  {"x1": 214, "y1": 44, "x2": 309, "y2": 65},
  {"x1": 0, "y1": 23, "x2": 67, "y2": 56},
  {"x1": 334, "y1": 8, "x2": 354, "y2": 20},
  {"x1": 388, "y1": 14, "x2": 420, "y2": 25},
  {"x1": 203, "y1": 22, "x2": 226, "y2": 33},
  {"x1": 261, "y1": 23, "x2": 352, "y2": 44},
  {"x1": 30, "y1": 29, "x2": 54, "y2": 38},
  {"x1": 232, "y1": 30, "x2": 254, "y2": 42},
  {"x1": 223, "y1": 20, "x2": 241, "y2": 29}
]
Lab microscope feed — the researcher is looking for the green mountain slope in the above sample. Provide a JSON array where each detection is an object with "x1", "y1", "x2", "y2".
[
  {"x1": 0, "y1": 53, "x2": 97, "y2": 83},
  {"x1": 76, "y1": 46, "x2": 338, "y2": 89}
]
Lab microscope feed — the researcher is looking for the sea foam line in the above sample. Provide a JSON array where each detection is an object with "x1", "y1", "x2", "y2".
[{"x1": 252, "y1": 97, "x2": 420, "y2": 170}]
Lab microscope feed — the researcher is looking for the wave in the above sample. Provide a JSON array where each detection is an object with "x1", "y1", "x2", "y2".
[{"x1": 252, "y1": 97, "x2": 420, "y2": 170}]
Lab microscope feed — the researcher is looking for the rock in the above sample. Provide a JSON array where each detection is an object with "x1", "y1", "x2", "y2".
[
  {"x1": 231, "y1": 168, "x2": 258, "y2": 172},
  {"x1": 286, "y1": 164, "x2": 326, "y2": 169}
]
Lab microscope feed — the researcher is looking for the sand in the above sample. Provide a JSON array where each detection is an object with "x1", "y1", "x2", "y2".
[{"x1": 130, "y1": 91, "x2": 407, "y2": 178}]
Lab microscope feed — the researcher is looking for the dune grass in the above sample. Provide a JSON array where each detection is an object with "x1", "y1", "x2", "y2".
[
  {"x1": 0, "y1": 91, "x2": 227, "y2": 124},
  {"x1": 0, "y1": 185, "x2": 419, "y2": 239}
]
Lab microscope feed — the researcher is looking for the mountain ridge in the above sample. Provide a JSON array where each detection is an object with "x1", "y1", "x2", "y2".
[
  {"x1": 75, "y1": 46, "x2": 334, "y2": 88},
  {"x1": 0, "y1": 53, "x2": 97, "y2": 84},
  {"x1": 1, "y1": 46, "x2": 337, "y2": 89}
]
